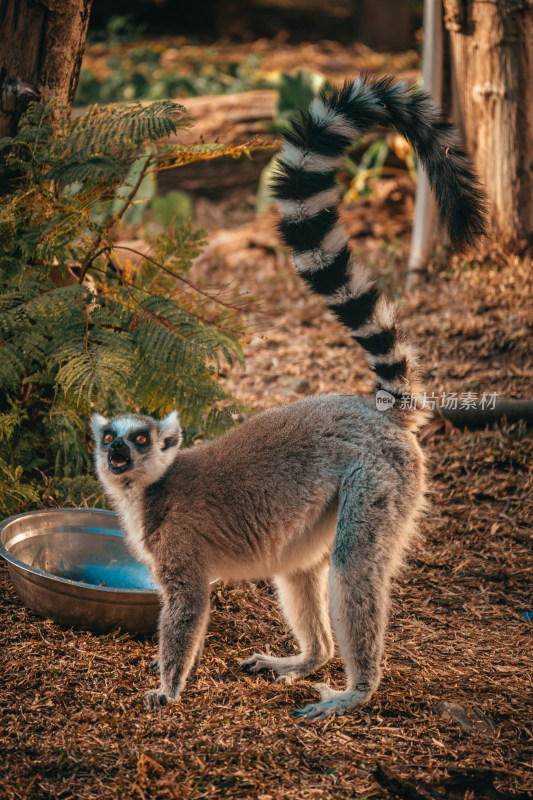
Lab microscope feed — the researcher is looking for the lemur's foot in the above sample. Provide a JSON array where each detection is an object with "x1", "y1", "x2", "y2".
[
  {"x1": 240, "y1": 652, "x2": 328, "y2": 683},
  {"x1": 294, "y1": 682, "x2": 373, "y2": 721},
  {"x1": 143, "y1": 689, "x2": 168, "y2": 712}
]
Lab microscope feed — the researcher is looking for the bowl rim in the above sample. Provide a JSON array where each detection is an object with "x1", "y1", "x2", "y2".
[{"x1": 0, "y1": 507, "x2": 159, "y2": 596}]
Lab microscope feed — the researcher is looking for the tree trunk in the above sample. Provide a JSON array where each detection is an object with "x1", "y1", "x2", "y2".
[
  {"x1": 443, "y1": 0, "x2": 533, "y2": 247},
  {"x1": 0, "y1": 0, "x2": 92, "y2": 137}
]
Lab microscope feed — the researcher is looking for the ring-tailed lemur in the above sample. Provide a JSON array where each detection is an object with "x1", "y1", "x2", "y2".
[{"x1": 92, "y1": 76, "x2": 485, "y2": 720}]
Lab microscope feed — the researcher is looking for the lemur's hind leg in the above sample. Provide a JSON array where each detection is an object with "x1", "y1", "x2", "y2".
[
  {"x1": 241, "y1": 552, "x2": 334, "y2": 684},
  {"x1": 296, "y1": 460, "x2": 418, "y2": 720}
]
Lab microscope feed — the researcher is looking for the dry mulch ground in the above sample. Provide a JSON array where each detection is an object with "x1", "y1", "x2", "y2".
[{"x1": 1, "y1": 40, "x2": 532, "y2": 800}]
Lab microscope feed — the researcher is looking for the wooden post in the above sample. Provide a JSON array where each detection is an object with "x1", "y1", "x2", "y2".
[
  {"x1": 406, "y1": 0, "x2": 443, "y2": 291},
  {"x1": 0, "y1": 0, "x2": 92, "y2": 137}
]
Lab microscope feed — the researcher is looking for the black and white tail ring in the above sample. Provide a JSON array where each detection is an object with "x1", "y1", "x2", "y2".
[{"x1": 272, "y1": 74, "x2": 486, "y2": 413}]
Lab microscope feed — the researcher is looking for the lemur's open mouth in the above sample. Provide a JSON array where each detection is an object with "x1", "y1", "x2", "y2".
[{"x1": 108, "y1": 452, "x2": 132, "y2": 474}]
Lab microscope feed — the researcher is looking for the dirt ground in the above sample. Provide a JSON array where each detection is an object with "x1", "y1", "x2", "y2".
[{"x1": 1, "y1": 36, "x2": 532, "y2": 800}]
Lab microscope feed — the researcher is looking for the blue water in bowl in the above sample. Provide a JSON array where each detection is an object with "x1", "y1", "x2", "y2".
[
  {"x1": 71, "y1": 559, "x2": 159, "y2": 591},
  {"x1": 24, "y1": 527, "x2": 162, "y2": 592}
]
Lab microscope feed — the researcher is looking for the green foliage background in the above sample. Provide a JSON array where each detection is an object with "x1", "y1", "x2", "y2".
[
  {"x1": 76, "y1": 45, "x2": 262, "y2": 105},
  {"x1": 0, "y1": 100, "x2": 248, "y2": 516}
]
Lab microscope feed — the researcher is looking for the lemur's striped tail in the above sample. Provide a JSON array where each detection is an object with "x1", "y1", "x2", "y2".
[{"x1": 272, "y1": 75, "x2": 486, "y2": 428}]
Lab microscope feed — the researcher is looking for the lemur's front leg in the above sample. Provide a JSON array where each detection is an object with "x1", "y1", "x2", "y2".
[
  {"x1": 144, "y1": 574, "x2": 210, "y2": 711},
  {"x1": 149, "y1": 626, "x2": 206, "y2": 675}
]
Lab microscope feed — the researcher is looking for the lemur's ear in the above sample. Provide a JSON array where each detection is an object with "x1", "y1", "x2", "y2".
[
  {"x1": 90, "y1": 414, "x2": 108, "y2": 440},
  {"x1": 160, "y1": 410, "x2": 182, "y2": 451}
]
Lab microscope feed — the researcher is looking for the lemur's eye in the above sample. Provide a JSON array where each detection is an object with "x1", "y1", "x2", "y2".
[
  {"x1": 135, "y1": 434, "x2": 147, "y2": 445},
  {"x1": 103, "y1": 433, "x2": 113, "y2": 444}
]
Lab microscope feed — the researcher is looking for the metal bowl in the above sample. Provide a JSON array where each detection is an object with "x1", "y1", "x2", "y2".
[{"x1": 0, "y1": 508, "x2": 160, "y2": 634}]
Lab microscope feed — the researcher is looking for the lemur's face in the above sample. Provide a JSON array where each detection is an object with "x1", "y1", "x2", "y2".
[{"x1": 91, "y1": 411, "x2": 182, "y2": 486}]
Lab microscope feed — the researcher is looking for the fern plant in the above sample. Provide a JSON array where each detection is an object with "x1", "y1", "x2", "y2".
[{"x1": 0, "y1": 99, "x2": 261, "y2": 515}]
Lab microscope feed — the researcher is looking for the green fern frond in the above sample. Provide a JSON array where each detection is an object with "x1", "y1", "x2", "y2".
[
  {"x1": 17, "y1": 98, "x2": 58, "y2": 132},
  {"x1": 0, "y1": 458, "x2": 40, "y2": 517},
  {"x1": 47, "y1": 156, "x2": 128, "y2": 185},
  {"x1": 51, "y1": 475, "x2": 107, "y2": 509},
  {"x1": 64, "y1": 101, "x2": 186, "y2": 160}
]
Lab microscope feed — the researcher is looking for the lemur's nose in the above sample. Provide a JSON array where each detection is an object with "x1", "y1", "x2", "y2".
[{"x1": 110, "y1": 437, "x2": 125, "y2": 450}]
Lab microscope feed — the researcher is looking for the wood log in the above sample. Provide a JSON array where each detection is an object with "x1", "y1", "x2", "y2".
[
  {"x1": 169, "y1": 90, "x2": 277, "y2": 146},
  {"x1": 438, "y1": 398, "x2": 533, "y2": 429},
  {"x1": 158, "y1": 90, "x2": 278, "y2": 196}
]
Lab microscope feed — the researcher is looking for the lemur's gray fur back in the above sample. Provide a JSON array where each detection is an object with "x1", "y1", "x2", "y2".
[
  {"x1": 272, "y1": 75, "x2": 486, "y2": 423},
  {"x1": 91, "y1": 76, "x2": 486, "y2": 720}
]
